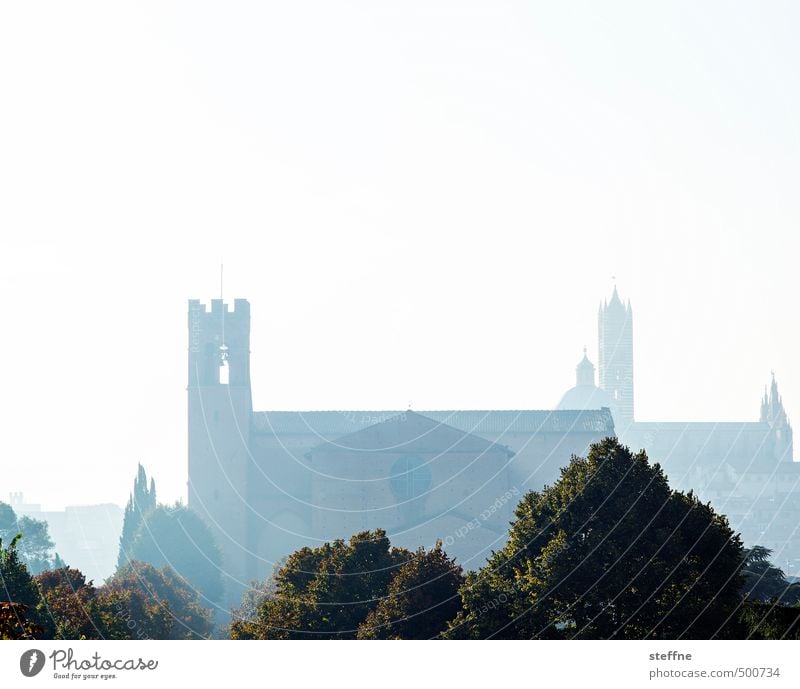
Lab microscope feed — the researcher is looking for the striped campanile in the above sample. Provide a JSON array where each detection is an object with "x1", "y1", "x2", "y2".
[{"x1": 598, "y1": 286, "x2": 634, "y2": 431}]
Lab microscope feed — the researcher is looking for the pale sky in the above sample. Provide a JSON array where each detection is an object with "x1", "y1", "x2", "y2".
[{"x1": 1, "y1": 1, "x2": 798, "y2": 510}]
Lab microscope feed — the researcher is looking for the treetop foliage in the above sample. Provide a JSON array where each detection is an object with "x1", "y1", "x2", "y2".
[
  {"x1": 0, "y1": 502, "x2": 55, "y2": 574},
  {"x1": 4, "y1": 439, "x2": 799, "y2": 640},
  {"x1": 446, "y1": 437, "x2": 746, "y2": 639}
]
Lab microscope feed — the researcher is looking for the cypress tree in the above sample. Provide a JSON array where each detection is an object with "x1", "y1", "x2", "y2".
[{"x1": 117, "y1": 464, "x2": 156, "y2": 569}]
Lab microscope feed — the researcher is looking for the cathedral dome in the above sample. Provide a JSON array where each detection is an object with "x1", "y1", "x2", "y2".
[
  {"x1": 557, "y1": 384, "x2": 614, "y2": 411},
  {"x1": 557, "y1": 349, "x2": 615, "y2": 412}
]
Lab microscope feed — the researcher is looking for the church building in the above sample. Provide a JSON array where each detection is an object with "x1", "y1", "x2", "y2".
[
  {"x1": 188, "y1": 290, "x2": 799, "y2": 604},
  {"x1": 187, "y1": 298, "x2": 614, "y2": 603}
]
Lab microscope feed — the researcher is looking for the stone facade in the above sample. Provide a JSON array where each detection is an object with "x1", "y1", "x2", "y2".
[{"x1": 187, "y1": 299, "x2": 615, "y2": 603}]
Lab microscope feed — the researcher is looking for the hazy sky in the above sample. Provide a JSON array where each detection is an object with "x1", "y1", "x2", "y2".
[{"x1": 1, "y1": 1, "x2": 798, "y2": 509}]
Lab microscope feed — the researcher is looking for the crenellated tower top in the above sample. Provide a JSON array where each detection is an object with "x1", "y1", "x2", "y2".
[{"x1": 187, "y1": 298, "x2": 251, "y2": 389}]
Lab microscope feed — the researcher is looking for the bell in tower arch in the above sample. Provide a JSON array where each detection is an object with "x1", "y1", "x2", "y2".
[{"x1": 219, "y1": 342, "x2": 230, "y2": 385}]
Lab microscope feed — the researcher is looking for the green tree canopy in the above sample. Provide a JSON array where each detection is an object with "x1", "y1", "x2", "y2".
[
  {"x1": 446, "y1": 437, "x2": 745, "y2": 639},
  {"x1": 0, "y1": 536, "x2": 47, "y2": 638},
  {"x1": 228, "y1": 576, "x2": 277, "y2": 635},
  {"x1": 0, "y1": 503, "x2": 16, "y2": 532},
  {"x1": 126, "y1": 503, "x2": 223, "y2": 605},
  {"x1": 14, "y1": 516, "x2": 55, "y2": 574},
  {"x1": 0, "y1": 502, "x2": 55, "y2": 574},
  {"x1": 739, "y1": 600, "x2": 800, "y2": 640},
  {"x1": 231, "y1": 530, "x2": 411, "y2": 639},
  {"x1": 357, "y1": 541, "x2": 464, "y2": 639},
  {"x1": 740, "y1": 546, "x2": 800, "y2": 605}
]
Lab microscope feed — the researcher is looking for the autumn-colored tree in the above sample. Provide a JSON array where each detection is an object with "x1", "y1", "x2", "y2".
[
  {"x1": 102, "y1": 562, "x2": 213, "y2": 639},
  {"x1": 36, "y1": 567, "x2": 103, "y2": 639},
  {"x1": 0, "y1": 602, "x2": 43, "y2": 640},
  {"x1": 92, "y1": 587, "x2": 173, "y2": 640}
]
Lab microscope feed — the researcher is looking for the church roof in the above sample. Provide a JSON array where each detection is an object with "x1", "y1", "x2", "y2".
[
  {"x1": 304, "y1": 411, "x2": 516, "y2": 457},
  {"x1": 252, "y1": 408, "x2": 615, "y2": 437}
]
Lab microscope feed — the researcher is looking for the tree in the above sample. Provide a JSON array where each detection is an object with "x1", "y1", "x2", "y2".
[
  {"x1": 36, "y1": 567, "x2": 102, "y2": 640},
  {"x1": 357, "y1": 542, "x2": 464, "y2": 639},
  {"x1": 126, "y1": 503, "x2": 223, "y2": 605},
  {"x1": 231, "y1": 530, "x2": 410, "y2": 639},
  {"x1": 739, "y1": 600, "x2": 800, "y2": 640},
  {"x1": 93, "y1": 587, "x2": 172, "y2": 641},
  {"x1": 446, "y1": 437, "x2": 744, "y2": 639},
  {"x1": 0, "y1": 503, "x2": 16, "y2": 533},
  {"x1": 14, "y1": 516, "x2": 55, "y2": 574},
  {"x1": 0, "y1": 602, "x2": 43, "y2": 639},
  {"x1": 227, "y1": 575, "x2": 278, "y2": 637},
  {"x1": 118, "y1": 464, "x2": 156, "y2": 569},
  {"x1": 102, "y1": 562, "x2": 213, "y2": 639},
  {"x1": 0, "y1": 536, "x2": 47, "y2": 638},
  {"x1": 0, "y1": 502, "x2": 55, "y2": 574},
  {"x1": 740, "y1": 546, "x2": 800, "y2": 605}
]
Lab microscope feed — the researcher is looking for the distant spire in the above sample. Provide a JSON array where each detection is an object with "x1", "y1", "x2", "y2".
[
  {"x1": 763, "y1": 372, "x2": 789, "y2": 428},
  {"x1": 604, "y1": 284, "x2": 626, "y2": 312},
  {"x1": 576, "y1": 349, "x2": 595, "y2": 387}
]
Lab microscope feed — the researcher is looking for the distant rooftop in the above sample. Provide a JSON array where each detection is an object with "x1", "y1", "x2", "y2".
[{"x1": 252, "y1": 408, "x2": 615, "y2": 438}]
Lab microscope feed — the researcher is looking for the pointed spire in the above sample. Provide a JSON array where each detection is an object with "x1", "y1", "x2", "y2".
[
  {"x1": 763, "y1": 372, "x2": 789, "y2": 428},
  {"x1": 606, "y1": 285, "x2": 625, "y2": 311}
]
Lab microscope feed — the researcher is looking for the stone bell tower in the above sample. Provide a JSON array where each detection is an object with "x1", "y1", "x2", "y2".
[{"x1": 187, "y1": 298, "x2": 252, "y2": 604}]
